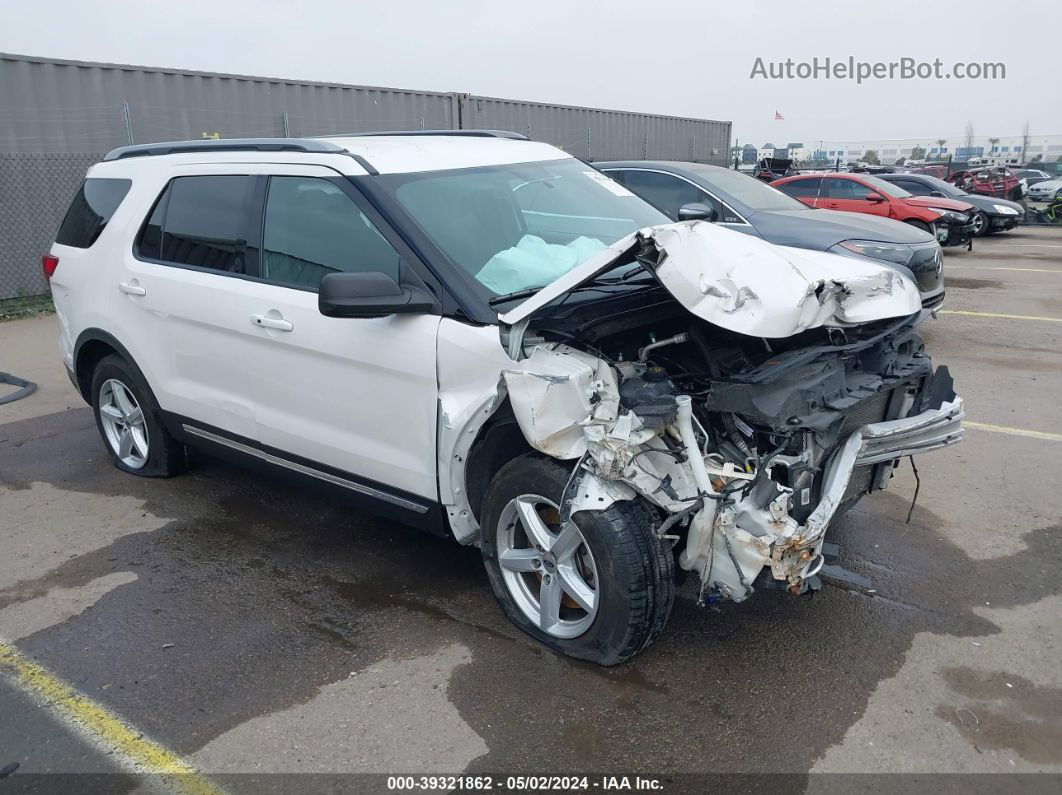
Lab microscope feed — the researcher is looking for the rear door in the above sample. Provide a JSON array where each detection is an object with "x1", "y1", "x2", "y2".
[
  {"x1": 114, "y1": 167, "x2": 264, "y2": 439},
  {"x1": 239, "y1": 167, "x2": 443, "y2": 502}
]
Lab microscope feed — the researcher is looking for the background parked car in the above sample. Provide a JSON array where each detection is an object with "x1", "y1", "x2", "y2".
[
  {"x1": 876, "y1": 172, "x2": 1024, "y2": 236},
  {"x1": 753, "y1": 157, "x2": 797, "y2": 182},
  {"x1": 1027, "y1": 177, "x2": 1062, "y2": 203},
  {"x1": 1013, "y1": 168, "x2": 1055, "y2": 187},
  {"x1": 595, "y1": 161, "x2": 945, "y2": 309},
  {"x1": 771, "y1": 172, "x2": 976, "y2": 248},
  {"x1": 946, "y1": 167, "x2": 1025, "y2": 201}
]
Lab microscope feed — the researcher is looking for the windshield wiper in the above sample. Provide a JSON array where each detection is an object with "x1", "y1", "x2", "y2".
[
  {"x1": 488, "y1": 287, "x2": 541, "y2": 307},
  {"x1": 488, "y1": 270, "x2": 655, "y2": 308}
]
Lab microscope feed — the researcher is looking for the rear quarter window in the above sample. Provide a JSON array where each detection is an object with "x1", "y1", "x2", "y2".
[{"x1": 56, "y1": 178, "x2": 132, "y2": 248}]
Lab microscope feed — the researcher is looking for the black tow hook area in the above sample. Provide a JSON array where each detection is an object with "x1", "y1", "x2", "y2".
[{"x1": 818, "y1": 540, "x2": 874, "y2": 590}]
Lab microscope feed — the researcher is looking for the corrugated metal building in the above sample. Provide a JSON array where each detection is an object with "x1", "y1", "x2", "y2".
[{"x1": 0, "y1": 52, "x2": 731, "y2": 297}]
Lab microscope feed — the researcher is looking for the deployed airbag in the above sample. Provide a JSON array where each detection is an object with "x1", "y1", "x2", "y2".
[{"x1": 475, "y1": 235, "x2": 606, "y2": 294}]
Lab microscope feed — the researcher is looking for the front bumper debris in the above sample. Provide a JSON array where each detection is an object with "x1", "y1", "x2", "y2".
[{"x1": 699, "y1": 397, "x2": 964, "y2": 601}]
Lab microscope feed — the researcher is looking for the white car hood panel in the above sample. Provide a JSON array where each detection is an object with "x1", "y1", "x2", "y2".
[{"x1": 500, "y1": 221, "x2": 922, "y2": 339}]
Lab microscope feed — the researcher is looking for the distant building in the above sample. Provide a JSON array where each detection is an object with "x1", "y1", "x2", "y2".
[{"x1": 788, "y1": 134, "x2": 1062, "y2": 165}]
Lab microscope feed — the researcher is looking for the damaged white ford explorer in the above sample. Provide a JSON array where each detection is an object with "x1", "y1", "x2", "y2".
[{"x1": 48, "y1": 132, "x2": 963, "y2": 665}]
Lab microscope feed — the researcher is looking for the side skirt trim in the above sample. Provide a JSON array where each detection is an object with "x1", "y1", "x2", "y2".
[{"x1": 181, "y1": 424, "x2": 429, "y2": 514}]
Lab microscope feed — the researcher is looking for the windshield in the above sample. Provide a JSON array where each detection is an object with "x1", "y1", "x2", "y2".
[
  {"x1": 862, "y1": 175, "x2": 913, "y2": 198},
  {"x1": 377, "y1": 159, "x2": 668, "y2": 298},
  {"x1": 688, "y1": 166, "x2": 808, "y2": 211}
]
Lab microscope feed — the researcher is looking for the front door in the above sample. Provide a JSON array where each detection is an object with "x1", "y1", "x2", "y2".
[
  {"x1": 820, "y1": 177, "x2": 892, "y2": 218},
  {"x1": 239, "y1": 168, "x2": 442, "y2": 502}
]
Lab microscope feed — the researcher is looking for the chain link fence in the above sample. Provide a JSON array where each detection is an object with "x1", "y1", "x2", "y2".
[{"x1": 0, "y1": 153, "x2": 101, "y2": 299}]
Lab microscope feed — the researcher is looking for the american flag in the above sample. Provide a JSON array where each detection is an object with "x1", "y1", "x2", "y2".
[{"x1": 775, "y1": 111, "x2": 785, "y2": 120}]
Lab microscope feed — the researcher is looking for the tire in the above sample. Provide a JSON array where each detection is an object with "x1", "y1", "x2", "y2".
[
  {"x1": 971, "y1": 211, "x2": 989, "y2": 237},
  {"x1": 480, "y1": 453, "x2": 674, "y2": 666},
  {"x1": 90, "y1": 354, "x2": 187, "y2": 477}
]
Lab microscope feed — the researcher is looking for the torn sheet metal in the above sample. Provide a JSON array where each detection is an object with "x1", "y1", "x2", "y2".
[
  {"x1": 502, "y1": 345, "x2": 620, "y2": 459},
  {"x1": 500, "y1": 221, "x2": 921, "y2": 338}
]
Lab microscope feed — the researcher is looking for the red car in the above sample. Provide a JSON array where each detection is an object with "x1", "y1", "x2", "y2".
[
  {"x1": 771, "y1": 172, "x2": 977, "y2": 247},
  {"x1": 946, "y1": 168, "x2": 1025, "y2": 201}
]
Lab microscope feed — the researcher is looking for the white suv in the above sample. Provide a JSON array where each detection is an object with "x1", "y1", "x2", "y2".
[{"x1": 47, "y1": 132, "x2": 964, "y2": 665}]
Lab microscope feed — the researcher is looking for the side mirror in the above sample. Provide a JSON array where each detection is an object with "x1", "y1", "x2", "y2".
[
  {"x1": 930, "y1": 190, "x2": 946, "y2": 198},
  {"x1": 319, "y1": 271, "x2": 435, "y2": 318},
  {"x1": 865, "y1": 192, "x2": 885, "y2": 203},
  {"x1": 677, "y1": 202, "x2": 717, "y2": 222}
]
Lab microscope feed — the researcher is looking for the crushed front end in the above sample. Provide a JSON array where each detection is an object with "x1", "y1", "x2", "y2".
[{"x1": 500, "y1": 223, "x2": 964, "y2": 604}]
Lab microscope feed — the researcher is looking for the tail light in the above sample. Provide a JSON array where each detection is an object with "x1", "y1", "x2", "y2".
[{"x1": 42, "y1": 254, "x2": 59, "y2": 281}]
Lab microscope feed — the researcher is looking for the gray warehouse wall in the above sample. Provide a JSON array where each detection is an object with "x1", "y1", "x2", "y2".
[{"x1": 0, "y1": 53, "x2": 731, "y2": 298}]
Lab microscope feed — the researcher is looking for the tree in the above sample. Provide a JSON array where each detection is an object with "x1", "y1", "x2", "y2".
[
  {"x1": 988, "y1": 136, "x2": 1000, "y2": 154},
  {"x1": 1031, "y1": 153, "x2": 1043, "y2": 163},
  {"x1": 934, "y1": 139, "x2": 948, "y2": 160},
  {"x1": 1021, "y1": 122, "x2": 1031, "y2": 162},
  {"x1": 964, "y1": 122, "x2": 975, "y2": 152},
  {"x1": 895, "y1": 157, "x2": 906, "y2": 166},
  {"x1": 911, "y1": 145, "x2": 926, "y2": 160},
  {"x1": 862, "y1": 150, "x2": 880, "y2": 165}
]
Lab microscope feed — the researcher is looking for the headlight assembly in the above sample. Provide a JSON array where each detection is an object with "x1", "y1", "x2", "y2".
[{"x1": 831, "y1": 240, "x2": 914, "y2": 266}]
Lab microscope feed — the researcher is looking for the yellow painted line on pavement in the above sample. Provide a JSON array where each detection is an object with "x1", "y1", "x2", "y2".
[
  {"x1": 0, "y1": 641, "x2": 223, "y2": 795},
  {"x1": 965, "y1": 422, "x2": 1062, "y2": 443},
  {"x1": 939, "y1": 309, "x2": 1062, "y2": 323}
]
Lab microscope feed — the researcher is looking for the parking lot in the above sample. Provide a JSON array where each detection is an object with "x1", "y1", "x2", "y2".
[{"x1": 1, "y1": 227, "x2": 1060, "y2": 791}]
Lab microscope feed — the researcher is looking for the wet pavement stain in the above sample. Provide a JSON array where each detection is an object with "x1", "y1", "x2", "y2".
[
  {"x1": 2, "y1": 407, "x2": 1062, "y2": 776},
  {"x1": 936, "y1": 667, "x2": 1062, "y2": 764},
  {"x1": 946, "y1": 278, "x2": 1006, "y2": 290}
]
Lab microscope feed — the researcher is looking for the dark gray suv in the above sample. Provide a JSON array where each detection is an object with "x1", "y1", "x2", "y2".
[{"x1": 596, "y1": 161, "x2": 945, "y2": 309}]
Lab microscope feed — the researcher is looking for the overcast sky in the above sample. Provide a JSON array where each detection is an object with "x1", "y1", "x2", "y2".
[{"x1": 2, "y1": 0, "x2": 1059, "y2": 146}]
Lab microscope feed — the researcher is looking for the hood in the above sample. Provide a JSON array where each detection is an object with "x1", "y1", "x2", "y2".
[
  {"x1": 499, "y1": 221, "x2": 921, "y2": 339},
  {"x1": 749, "y1": 208, "x2": 934, "y2": 247},
  {"x1": 902, "y1": 196, "x2": 975, "y2": 212},
  {"x1": 953, "y1": 192, "x2": 1023, "y2": 214}
]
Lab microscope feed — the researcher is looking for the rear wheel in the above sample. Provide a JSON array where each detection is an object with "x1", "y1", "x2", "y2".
[
  {"x1": 480, "y1": 454, "x2": 674, "y2": 666},
  {"x1": 90, "y1": 355, "x2": 187, "y2": 477}
]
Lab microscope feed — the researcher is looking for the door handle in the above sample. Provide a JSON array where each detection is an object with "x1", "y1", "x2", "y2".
[
  {"x1": 251, "y1": 313, "x2": 294, "y2": 332},
  {"x1": 118, "y1": 281, "x2": 146, "y2": 296}
]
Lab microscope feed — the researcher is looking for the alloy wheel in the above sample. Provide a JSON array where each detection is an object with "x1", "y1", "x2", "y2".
[
  {"x1": 496, "y1": 495, "x2": 599, "y2": 638},
  {"x1": 98, "y1": 378, "x2": 150, "y2": 469}
]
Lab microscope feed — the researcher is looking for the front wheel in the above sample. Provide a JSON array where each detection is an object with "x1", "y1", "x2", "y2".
[
  {"x1": 480, "y1": 454, "x2": 674, "y2": 666},
  {"x1": 971, "y1": 211, "x2": 989, "y2": 237}
]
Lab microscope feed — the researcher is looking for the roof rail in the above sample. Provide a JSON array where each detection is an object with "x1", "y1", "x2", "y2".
[
  {"x1": 336, "y1": 129, "x2": 530, "y2": 141},
  {"x1": 103, "y1": 138, "x2": 349, "y2": 161}
]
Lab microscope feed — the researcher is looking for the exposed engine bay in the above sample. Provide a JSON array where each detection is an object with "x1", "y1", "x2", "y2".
[{"x1": 497, "y1": 224, "x2": 964, "y2": 603}]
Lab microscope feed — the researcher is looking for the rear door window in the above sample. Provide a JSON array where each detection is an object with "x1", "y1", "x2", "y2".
[
  {"x1": 137, "y1": 175, "x2": 259, "y2": 275},
  {"x1": 777, "y1": 178, "x2": 821, "y2": 198},
  {"x1": 56, "y1": 178, "x2": 132, "y2": 248}
]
